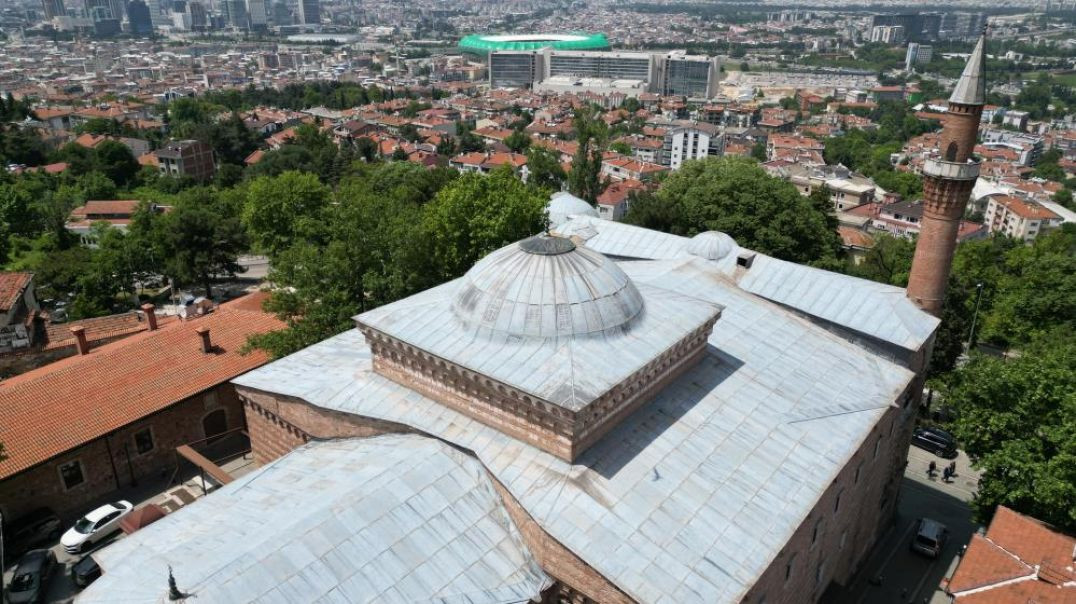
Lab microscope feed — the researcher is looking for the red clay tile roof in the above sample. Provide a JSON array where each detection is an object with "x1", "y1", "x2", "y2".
[
  {"x1": 948, "y1": 506, "x2": 1076, "y2": 603},
  {"x1": 838, "y1": 226, "x2": 875, "y2": 249},
  {"x1": 0, "y1": 272, "x2": 32, "y2": 312},
  {"x1": 0, "y1": 292, "x2": 284, "y2": 479},
  {"x1": 947, "y1": 534, "x2": 1032, "y2": 593},
  {"x1": 71, "y1": 200, "x2": 142, "y2": 218}
]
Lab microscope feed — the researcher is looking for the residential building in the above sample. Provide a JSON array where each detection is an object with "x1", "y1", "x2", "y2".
[
  {"x1": 0, "y1": 272, "x2": 38, "y2": 354},
  {"x1": 0, "y1": 294, "x2": 283, "y2": 521},
  {"x1": 156, "y1": 139, "x2": 216, "y2": 182},
  {"x1": 984, "y1": 194, "x2": 1061, "y2": 241},
  {"x1": 779, "y1": 163, "x2": 877, "y2": 210},
  {"x1": 66, "y1": 200, "x2": 170, "y2": 244},
  {"x1": 600, "y1": 156, "x2": 668, "y2": 182},
  {"x1": 945, "y1": 506, "x2": 1075, "y2": 602},
  {"x1": 663, "y1": 122, "x2": 723, "y2": 169},
  {"x1": 870, "y1": 25, "x2": 906, "y2": 45},
  {"x1": 981, "y1": 129, "x2": 1044, "y2": 166},
  {"x1": 596, "y1": 178, "x2": 645, "y2": 220}
]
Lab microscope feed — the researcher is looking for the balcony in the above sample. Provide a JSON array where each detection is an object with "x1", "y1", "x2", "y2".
[{"x1": 923, "y1": 156, "x2": 980, "y2": 181}]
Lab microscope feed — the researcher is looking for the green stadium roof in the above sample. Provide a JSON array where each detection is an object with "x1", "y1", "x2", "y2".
[{"x1": 458, "y1": 33, "x2": 610, "y2": 55}]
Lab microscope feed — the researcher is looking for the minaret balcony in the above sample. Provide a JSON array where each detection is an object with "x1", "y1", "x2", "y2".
[{"x1": 923, "y1": 156, "x2": 980, "y2": 181}]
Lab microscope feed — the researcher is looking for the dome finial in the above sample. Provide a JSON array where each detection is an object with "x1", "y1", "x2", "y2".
[{"x1": 949, "y1": 31, "x2": 987, "y2": 106}]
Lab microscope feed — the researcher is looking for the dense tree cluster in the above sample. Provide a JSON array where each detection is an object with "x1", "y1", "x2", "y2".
[{"x1": 625, "y1": 156, "x2": 842, "y2": 265}]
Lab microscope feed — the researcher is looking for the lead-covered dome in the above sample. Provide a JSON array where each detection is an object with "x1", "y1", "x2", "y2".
[
  {"x1": 452, "y1": 234, "x2": 644, "y2": 338},
  {"x1": 547, "y1": 191, "x2": 598, "y2": 228},
  {"x1": 686, "y1": 231, "x2": 738, "y2": 261}
]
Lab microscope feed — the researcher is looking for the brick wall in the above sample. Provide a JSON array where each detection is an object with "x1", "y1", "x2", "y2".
[
  {"x1": 236, "y1": 386, "x2": 409, "y2": 465},
  {"x1": 0, "y1": 383, "x2": 243, "y2": 522}
]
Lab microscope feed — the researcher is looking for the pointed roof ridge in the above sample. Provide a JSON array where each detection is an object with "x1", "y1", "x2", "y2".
[{"x1": 949, "y1": 32, "x2": 987, "y2": 105}]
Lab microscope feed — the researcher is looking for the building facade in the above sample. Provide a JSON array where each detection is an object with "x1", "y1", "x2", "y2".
[{"x1": 156, "y1": 139, "x2": 215, "y2": 181}]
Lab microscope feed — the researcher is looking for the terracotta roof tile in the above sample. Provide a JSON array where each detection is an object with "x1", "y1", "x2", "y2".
[
  {"x1": 948, "y1": 534, "x2": 1033, "y2": 593},
  {"x1": 0, "y1": 272, "x2": 32, "y2": 312},
  {"x1": 0, "y1": 292, "x2": 283, "y2": 479}
]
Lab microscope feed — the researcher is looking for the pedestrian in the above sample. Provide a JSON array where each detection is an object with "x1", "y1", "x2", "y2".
[
  {"x1": 942, "y1": 466, "x2": 951, "y2": 482},
  {"x1": 928, "y1": 460, "x2": 937, "y2": 478},
  {"x1": 948, "y1": 461, "x2": 957, "y2": 477}
]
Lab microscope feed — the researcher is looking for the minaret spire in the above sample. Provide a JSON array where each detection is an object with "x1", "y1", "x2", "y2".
[{"x1": 905, "y1": 31, "x2": 987, "y2": 316}]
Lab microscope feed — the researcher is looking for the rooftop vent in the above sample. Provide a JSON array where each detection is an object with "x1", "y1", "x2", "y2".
[{"x1": 737, "y1": 251, "x2": 756, "y2": 269}]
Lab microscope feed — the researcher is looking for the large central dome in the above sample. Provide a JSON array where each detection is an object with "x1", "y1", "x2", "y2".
[{"x1": 452, "y1": 234, "x2": 644, "y2": 338}]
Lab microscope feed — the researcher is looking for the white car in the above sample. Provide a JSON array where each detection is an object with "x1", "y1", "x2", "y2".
[{"x1": 61, "y1": 501, "x2": 133, "y2": 554}]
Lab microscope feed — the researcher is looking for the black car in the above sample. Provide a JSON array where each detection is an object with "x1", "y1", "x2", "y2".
[
  {"x1": 911, "y1": 426, "x2": 958, "y2": 458},
  {"x1": 4, "y1": 549, "x2": 55, "y2": 604},
  {"x1": 71, "y1": 555, "x2": 102, "y2": 589},
  {"x1": 2, "y1": 508, "x2": 61, "y2": 562}
]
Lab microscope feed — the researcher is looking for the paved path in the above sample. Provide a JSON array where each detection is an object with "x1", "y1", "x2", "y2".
[{"x1": 829, "y1": 447, "x2": 982, "y2": 604}]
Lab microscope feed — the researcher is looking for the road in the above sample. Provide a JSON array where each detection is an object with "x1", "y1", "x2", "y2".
[{"x1": 828, "y1": 447, "x2": 981, "y2": 604}]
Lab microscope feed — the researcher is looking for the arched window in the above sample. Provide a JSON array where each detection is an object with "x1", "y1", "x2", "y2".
[{"x1": 945, "y1": 142, "x2": 958, "y2": 162}]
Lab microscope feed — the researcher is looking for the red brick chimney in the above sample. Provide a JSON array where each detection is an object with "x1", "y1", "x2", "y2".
[
  {"x1": 141, "y1": 303, "x2": 158, "y2": 331},
  {"x1": 906, "y1": 32, "x2": 986, "y2": 317},
  {"x1": 70, "y1": 325, "x2": 89, "y2": 355},
  {"x1": 195, "y1": 326, "x2": 212, "y2": 353}
]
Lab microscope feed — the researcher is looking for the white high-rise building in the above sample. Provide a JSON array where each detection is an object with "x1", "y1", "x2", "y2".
[{"x1": 246, "y1": 0, "x2": 266, "y2": 29}]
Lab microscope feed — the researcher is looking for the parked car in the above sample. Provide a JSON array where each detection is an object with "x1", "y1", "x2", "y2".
[
  {"x1": 4, "y1": 549, "x2": 56, "y2": 604},
  {"x1": 60, "y1": 501, "x2": 133, "y2": 555},
  {"x1": 71, "y1": 555, "x2": 102, "y2": 589},
  {"x1": 910, "y1": 517, "x2": 948, "y2": 558},
  {"x1": 911, "y1": 426, "x2": 957, "y2": 458},
  {"x1": 2, "y1": 508, "x2": 61, "y2": 562}
]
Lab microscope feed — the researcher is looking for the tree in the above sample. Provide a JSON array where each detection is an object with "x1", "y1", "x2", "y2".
[
  {"x1": 750, "y1": 141, "x2": 766, "y2": 162},
  {"x1": 391, "y1": 146, "x2": 409, "y2": 161},
  {"x1": 526, "y1": 146, "x2": 566, "y2": 191},
  {"x1": 845, "y1": 233, "x2": 915, "y2": 285},
  {"x1": 625, "y1": 156, "x2": 841, "y2": 264},
  {"x1": 435, "y1": 137, "x2": 457, "y2": 157},
  {"x1": 610, "y1": 141, "x2": 632, "y2": 156},
  {"x1": 504, "y1": 130, "x2": 531, "y2": 153},
  {"x1": 242, "y1": 171, "x2": 331, "y2": 257},
  {"x1": 159, "y1": 189, "x2": 248, "y2": 296},
  {"x1": 419, "y1": 166, "x2": 547, "y2": 283},
  {"x1": 944, "y1": 333, "x2": 1076, "y2": 532},
  {"x1": 981, "y1": 227, "x2": 1076, "y2": 347},
  {"x1": 567, "y1": 107, "x2": 608, "y2": 203},
  {"x1": 1054, "y1": 188, "x2": 1074, "y2": 211},
  {"x1": 93, "y1": 140, "x2": 140, "y2": 187}
]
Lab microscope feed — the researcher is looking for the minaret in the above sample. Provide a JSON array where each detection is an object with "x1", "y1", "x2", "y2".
[{"x1": 906, "y1": 33, "x2": 986, "y2": 316}]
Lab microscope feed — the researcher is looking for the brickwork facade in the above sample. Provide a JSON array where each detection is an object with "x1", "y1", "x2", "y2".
[
  {"x1": 0, "y1": 384, "x2": 243, "y2": 522},
  {"x1": 906, "y1": 99, "x2": 984, "y2": 316},
  {"x1": 359, "y1": 318, "x2": 716, "y2": 463}
]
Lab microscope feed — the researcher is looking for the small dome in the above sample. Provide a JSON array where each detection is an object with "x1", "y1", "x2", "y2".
[
  {"x1": 453, "y1": 234, "x2": 644, "y2": 338},
  {"x1": 547, "y1": 191, "x2": 598, "y2": 227},
  {"x1": 687, "y1": 231, "x2": 738, "y2": 261}
]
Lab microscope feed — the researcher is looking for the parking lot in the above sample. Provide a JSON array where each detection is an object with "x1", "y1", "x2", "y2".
[
  {"x1": 828, "y1": 446, "x2": 982, "y2": 604},
  {"x1": 2, "y1": 453, "x2": 256, "y2": 603}
]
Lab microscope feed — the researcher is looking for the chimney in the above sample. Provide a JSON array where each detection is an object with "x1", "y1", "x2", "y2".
[
  {"x1": 141, "y1": 303, "x2": 158, "y2": 331},
  {"x1": 70, "y1": 325, "x2": 90, "y2": 355},
  {"x1": 195, "y1": 326, "x2": 212, "y2": 353}
]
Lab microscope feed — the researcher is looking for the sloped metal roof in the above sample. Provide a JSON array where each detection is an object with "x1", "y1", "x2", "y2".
[
  {"x1": 555, "y1": 216, "x2": 939, "y2": 352},
  {"x1": 78, "y1": 436, "x2": 549, "y2": 604},
  {"x1": 949, "y1": 34, "x2": 986, "y2": 106},
  {"x1": 235, "y1": 258, "x2": 914, "y2": 604}
]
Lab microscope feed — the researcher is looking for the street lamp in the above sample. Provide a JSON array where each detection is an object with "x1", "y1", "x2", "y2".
[{"x1": 964, "y1": 282, "x2": 985, "y2": 355}]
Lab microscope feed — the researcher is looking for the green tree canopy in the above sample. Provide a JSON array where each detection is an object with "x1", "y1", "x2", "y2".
[
  {"x1": 159, "y1": 188, "x2": 248, "y2": 296},
  {"x1": 242, "y1": 171, "x2": 330, "y2": 256},
  {"x1": 944, "y1": 333, "x2": 1076, "y2": 532},
  {"x1": 625, "y1": 156, "x2": 841, "y2": 264}
]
